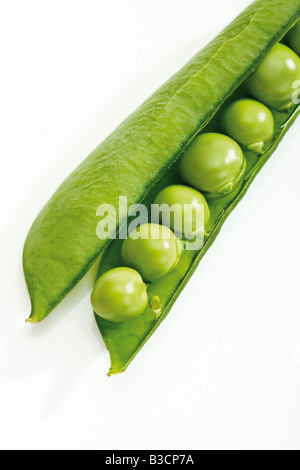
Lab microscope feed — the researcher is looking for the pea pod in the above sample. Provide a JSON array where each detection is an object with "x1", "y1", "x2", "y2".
[{"x1": 23, "y1": 0, "x2": 300, "y2": 370}]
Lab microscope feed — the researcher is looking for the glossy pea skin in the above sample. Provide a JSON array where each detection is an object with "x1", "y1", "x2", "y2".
[
  {"x1": 121, "y1": 223, "x2": 182, "y2": 282},
  {"x1": 179, "y1": 133, "x2": 246, "y2": 198},
  {"x1": 287, "y1": 22, "x2": 300, "y2": 56},
  {"x1": 246, "y1": 43, "x2": 300, "y2": 110},
  {"x1": 153, "y1": 185, "x2": 210, "y2": 236},
  {"x1": 91, "y1": 267, "x2": 148, "y2": 322},
  {"x1": 221, "y1": 99, "x2": 274, "y2": 154}
]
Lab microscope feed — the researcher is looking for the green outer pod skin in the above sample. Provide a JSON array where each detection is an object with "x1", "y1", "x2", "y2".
[
  {"x1": 220, "y1": 99, "x2": 275, "y2": 155},
  {"x1": 121, "y1": 224, "x2": 182, "y2": 282},
  {"x1": 287, "y1": 21, "x2": 300, "y2": 55},
  {"x1": 91, "y1": 268, "x2": 148, "y2": 323},
  {"x1": 246, "y1": 43, "x2": 300, "y2": 111},
  {"x1": 153, "y1": 185, "x2": 210, "y2": 236},
  {"x1": 179, "y1": 133, "x2": 246, "y2": 199}
]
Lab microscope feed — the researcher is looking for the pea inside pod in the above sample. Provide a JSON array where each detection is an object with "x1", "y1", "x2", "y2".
[
  {"x1": 121, "y1": 223, "x2": 182, "y2": 282},
  {"x1": 246, "y1": 43, "x2": 300, "y2": 111},
  {"x1": 153, "y1": 185, "x2": 210, "y2": 237},
  {"x1": 91, "y1": 267, "x2": 148, "y2": 323},
  {"x1": 179, "y1": 133, "x2": 246, "y2": 199},
  {"x1": 221, "y1": 99, "x2": 275, "y2": 155}
]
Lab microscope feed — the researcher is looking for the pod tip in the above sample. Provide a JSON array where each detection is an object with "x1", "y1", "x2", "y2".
[{"x1": 25, "y1": 312, "x2": 39, "y2": 324}]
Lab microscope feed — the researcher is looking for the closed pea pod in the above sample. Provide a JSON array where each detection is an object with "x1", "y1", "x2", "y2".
[
  {"x1": 246, "y1": 43, "x2": 300, "y2": 111},
  {"x1": 220, "y1": 99, "x2": 275, "y2": 155},
  {"x1": 179, "y1": 133, "x2": 246, "y2": 199}
]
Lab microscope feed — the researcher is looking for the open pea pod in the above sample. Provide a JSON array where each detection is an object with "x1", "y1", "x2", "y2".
[{"x1": 23, "y1": 0, "x2": 300, "y2": 370}]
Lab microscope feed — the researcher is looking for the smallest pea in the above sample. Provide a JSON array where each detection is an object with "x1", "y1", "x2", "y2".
[{"x1": 221, "y1": 98, "x2": 274, "y2": 155}]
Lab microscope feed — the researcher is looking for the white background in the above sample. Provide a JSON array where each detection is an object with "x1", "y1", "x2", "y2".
[{"x1": 0, "y1": 0, "x2": 299, "y2": 451}]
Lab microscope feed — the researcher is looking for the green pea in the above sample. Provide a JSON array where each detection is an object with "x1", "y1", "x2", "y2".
[
  {"x1": 121, "y1": 223, "x2": 182, "y2": 282},
  {"x1": 221, "y1": 99, "x2": 274, "y2": 155},
  {"x1": 179, "y1": 133, "x2": 246, "y2": 198},
  {"x1": 286, "y1": 22, "x2": 300, "y2": 56},
  {"x1": 91, "y1": 267, "x2": 148, "y2": 323},
  {"x1": 153, "y1": 185, "x2": 210, "y2": 236},
  {"x1": 246, "y1": 43, "x2": 300, "y2": 111}
]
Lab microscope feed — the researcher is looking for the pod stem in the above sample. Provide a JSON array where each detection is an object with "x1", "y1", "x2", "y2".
[
  {"x1": 181, "y1": 226, "x2": 206, "y2": 252},
  {"x1": 149, "y1": 296, "x2": 163, "y2": 319},
  {"x1": 277, "y1": 102, "x2": 294, "y2": 113},
  {"x1": 247, "y1": 142, "x2": 264, "y2": 156}
]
